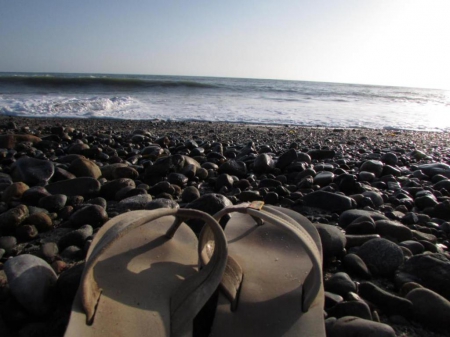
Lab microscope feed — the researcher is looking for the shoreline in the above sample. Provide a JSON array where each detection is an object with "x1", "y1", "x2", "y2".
[{"x1": 0, "y1": 115, "x2": 447, "y2": 133}]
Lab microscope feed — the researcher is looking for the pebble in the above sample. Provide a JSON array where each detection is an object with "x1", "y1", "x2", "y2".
[
  {"x1": 68, "y1": 157, "x2": 102, "y2": 179},
  {"x1": 327, "y1": 301, "x2": 373, "y2": 320},
  {"x1": 2, "y1": 182, "x2": 29, "y2": 204},
  {"x1": 327, "y1": 316, "x2": 396, "y2": 337},
  {"x1": 325, "y1": 272, "x2": 357, "y2": 297},
  {"x1": 358, "y1": 281, "x2": 412, "y2": 317},
  {"x1": 4, "y1": 254, "x2": 57, "y2": 316},
  {"x1": 118, "y1": 194, "x2": 153, "y2": 211},
  {"x1": 69, "y1": 204, "x2": 108, "y2": 228},
  {"x1": 58, "y1": 225, "x2": 94, "y2": 251},
  {"x1": 46, "y1": 177, "x2": 101, "y2": 197},
  {"x1": 406, "y1": 288, "x2": 450, "y2": 332},
  {"x1": 314, "y1": 223, "x2": 346, "y2": 260},
  {"x1": 0, "y1": 204, "x2": 29, "y2": 234},
  {"x1": 396, "y1": 253, "x2": 450, "y2": 301},
  {"x1": 356, "y1": 238, "x2": 404, "y2": 276},
  {"x1": 374, "y1": 219, "x2": 412, "y2": 242},
  {"x1": 342, "y1": 253, "x2": 372, "y2": 279},
  {"x1": 13, "y1": 156, "x2": 55, "y2": 186},
  {"x1": 302, "y1": 191, "x2": 356, "y2": 213},
  {"x1": 1, "y1": 120, "x2": 450, "y2": 336}
]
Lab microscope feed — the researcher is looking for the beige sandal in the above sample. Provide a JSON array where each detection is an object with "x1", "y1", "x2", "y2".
[
  {"x1": 64, "y1": 208, "x2": 228, "y2": 337},
  {"x1": 200, "y1": 202, "x2": 325, "y2": 336}
]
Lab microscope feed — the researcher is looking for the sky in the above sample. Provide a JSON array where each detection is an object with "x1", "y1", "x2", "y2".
[{"x1": 1, "y1": 0, "x2": 449, "y2": 89}]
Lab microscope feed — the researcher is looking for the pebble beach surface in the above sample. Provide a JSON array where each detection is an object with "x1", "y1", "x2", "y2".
[{"x1": 0, "y1": 116, "x2": 449, "y2": 337}]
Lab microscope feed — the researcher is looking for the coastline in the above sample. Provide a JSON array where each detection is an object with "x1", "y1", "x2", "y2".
[{"x1": 0, "y1": 115, "x2": 449, "y2": 337}]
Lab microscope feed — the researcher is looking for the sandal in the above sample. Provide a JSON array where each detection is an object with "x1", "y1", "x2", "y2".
[
  {"x1": 64, "y1": 208, "x2": 228, "y2": 337},
  {"x1": 200, "y1": 202, "x2": 325, "y2": 336}
]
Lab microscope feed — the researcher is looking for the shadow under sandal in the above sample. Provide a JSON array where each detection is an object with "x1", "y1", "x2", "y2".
[
  {"x1": 64, "y1": 208, "x2": 228, "y2": 337},
  {"x1": 200, "y1": 202, "x2": 325, "y2": 337}
]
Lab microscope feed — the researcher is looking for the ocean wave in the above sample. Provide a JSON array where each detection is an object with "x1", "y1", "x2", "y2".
[{"x1": 0, "y1": 74, "x2": 219, "y2": 91}]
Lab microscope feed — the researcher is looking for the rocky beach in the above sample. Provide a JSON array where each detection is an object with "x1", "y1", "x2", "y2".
[{"x1": 0, "y1": 115, "x2": 449, "y2": 337}]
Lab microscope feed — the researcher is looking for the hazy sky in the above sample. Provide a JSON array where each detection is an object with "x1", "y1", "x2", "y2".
[{"x1": 1, "y1": 0, "x2": 449, "y2": 89}]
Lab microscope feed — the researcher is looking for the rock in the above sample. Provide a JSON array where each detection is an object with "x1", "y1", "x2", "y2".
[
  {"x1": 325, "y1": 272, "x2": 356, "y2": 297},
  {"x1": 381, "y1": 152, "x2": 398, "y2": 166},
  {"x1": 181, "y1": 186, "x2": 200, "y2": 203},
  {"x1": 356, "y1": 238, "x2": 404, "y2": 276},
  {"x1": 345, "y1": 216, "x2": 376, "y2": 235},
  {"x1": 276, "y1": 149, "x2": 297, "y2": 170},
  {"x1": 253, "y1": 154, "x2": 275, "y2": 174},
  {"x1": 374, "y1": 220, "x2": 412, "y2": 242},
  {"x1": 112, "y1": 166, "x2": 139, "y2": 180},
  {"x1": 68, "y1": 158, "x2": 102, "y2": 179},
  {"x1": 396, "y1": 253, "x2": 450, "y2": 301},
  {"x1": 360, "y1": 160, "x2": 384, "y2": 177},
  {"x1": 308, "y1": 149, "x2": 335, "y2": 160},
  {"x1": 399, "y1": 240, "x2": 424, "y2": 255},
  {"x1": 302, "y1": 191, "x2": 356, "y2": 213},
  {"x1": 21, "y1": 186, "x2": 51, "y2": 206},
  {"x1": 26, "y1": 212, "x2": 53, "y2": 232},
  {"x1": 118, "y1": 194, "x2": 153, "y2": 211},
  {"x1": 345, "y1": 234, "x2": 380, "y2": 248},
  {"x1": 56, "y1": 262, "x2": 84, "y2": 304},
  {"x1": 168, "y1": 172, "x2": 188, "y2": 187},
  {"x1": 0, "y1": 204, "x2": 29, "y2": 234},
  {"x1": 40, "y1": 242, "x2": 59, "y2": 261},
  {"x1": 61, "y1": 245, "x2": 83, "y2": 260},
  {"x1": 0, "y1": 134, "x2": 42, "y2": 149},
  {"x1": 86, "y1": 197, "x2": 107, "y2": 209},
  {"x1": 430, "y1": 200, "x2": 450, "y2": 221},
  {"x1": 100, "y1": 178, "x2": 135, "y2": 198},
  {"x1": 13, "y1": 156, "x2": 55, "y2": 186},
  {"x1": 313, "y1": 171, "x2": 334, "y2": 186},
  {"x1": 58, "y1": 225, "x2": 93, "y2": 251},
  {"x1": 4, "y1": 254, "x2": 57, "y2": 316},
  {"x1": 218, "y1": 160, "x2": 247, "y2": 178},
  {"x1": 215, "y1": 173, "x2": 234, "y2": 191},
  {"x1": 185, "y1": 193, "x2": 233, "y2": 233},
  {"x1": 325, "y1": 292, "x2": 344, "y2": 309},
  {"x1": 361, "y1": 191, "x2": 383, "y2": 207},
  {"x1": 339, "y1": 210, "x2": 388, "y2": 229},
  {"x1": 406, "y1": 288, "x2": 450, "y2": 333},
  {"x1": 418, "y1": 163, "x2": 450, "y2": 177},
  {"x1": 100, "y1": 163, "x2": 128, "y2": 180},
  {"x1": 39, "y1": 194, "x2": 67, "y2": 212},
  {"x1": 2, "y1": 182, "x2": 29, "y2": 204},
  {"x1": 0, "y1": 236, "x2": 17, "y2": 255},
  {"x1": 145, "y1": 198, "x2": 179, "y2": 210},
  {"x1": 342, "y1": 253, "x2": 372, "y2": 279},
  {"x1": 328, "y1": 316, "x2": 396, "y2": 337},
  {"x1": 69, "y1": 205, "x2": 108, "y2": 228},
  {"x1": 327, "y1": 301, "x2": 372, "y2": 320},
  {"x1": 314, "y1": 223, "x2": 346, "y2": 260},
  {"x1": 359, "y1": 282, "x2": 412, "y2": 317},
  {"x1": 46, "y1": 177, "x2": 101, "y2": 197},
  {"x1": 16, "y1": 224, "x2": 38, "y2": 241}
]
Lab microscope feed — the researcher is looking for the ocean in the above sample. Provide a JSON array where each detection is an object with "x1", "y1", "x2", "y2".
[{"x1": 1, "y1": 72, "x2": 449, "y2": 131}]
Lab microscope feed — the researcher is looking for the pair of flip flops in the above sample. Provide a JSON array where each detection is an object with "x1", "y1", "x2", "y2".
[{"x1": 64, "y1": 202, "x2": 325, "y2": 337}]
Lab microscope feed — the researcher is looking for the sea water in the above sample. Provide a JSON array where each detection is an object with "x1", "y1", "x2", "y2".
[{"x1": 1, "y1": 72, "x2": 449, "y2": 131}]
